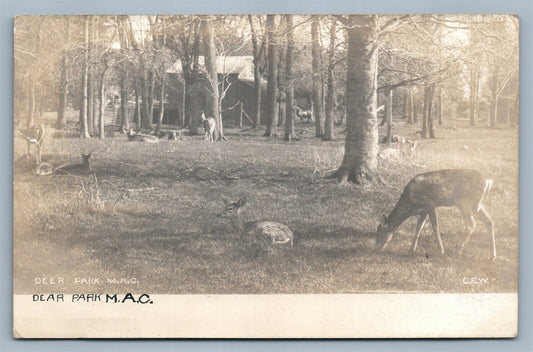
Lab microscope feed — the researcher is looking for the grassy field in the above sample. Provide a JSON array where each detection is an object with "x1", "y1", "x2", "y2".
[{"x1": 13, "y1": 112, "x2": 519, "y2": 294}]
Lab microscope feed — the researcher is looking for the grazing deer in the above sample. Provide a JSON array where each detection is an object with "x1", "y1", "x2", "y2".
[
  {"x1": 16, "y1": 122, "x2": 45, "y2": 164},
  {"x1": 55, "y1": 153, "x2": 93, "y2": 175},
  {"x1": 218, "y1": 197, "x2": 294, "y2": 247},
  {"x1": 200, "y1": 111, "x2": 216, "y2": 143},
  {"x1": 371, "y1": 169, "x2": 496, "y2": 259},
  {"x1": 294, "y1": 106, "x2": 313, "y2": 122}
]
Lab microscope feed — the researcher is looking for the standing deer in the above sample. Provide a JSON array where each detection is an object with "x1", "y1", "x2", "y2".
[
  {"x1": 371, "y1": 169, "x2": 496, "y2": 259},
  {"x1": 16, "y1": 122, "x2": 45, "y2": 164},
  {"x1": 217, "y1": 197, "x2": 294, "y2": 247},
  {"x1": 294, "y1": 106, "x2": 313, "y2": 122},
  {"x1": 200, "y1": 111, "x2": 216, "y2": 143}
]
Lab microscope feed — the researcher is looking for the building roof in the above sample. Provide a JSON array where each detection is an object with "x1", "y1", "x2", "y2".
[{"x1": 167, "y1": 56, "x2": 258, "y2": 82}]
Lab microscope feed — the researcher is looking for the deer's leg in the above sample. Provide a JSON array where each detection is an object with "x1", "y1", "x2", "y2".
[
  {"x1": 427, "y1": 208, "x2": 445, "y2": 254},
  {"x1": 478, "y1": 205, "x2": 496, "y2": 260},
  {"x1": 410, "y1": 213, "x2": 427, "y2": 253},
  {"x1": 458, "y1": 207, "x2": 476, "y2": 256}
]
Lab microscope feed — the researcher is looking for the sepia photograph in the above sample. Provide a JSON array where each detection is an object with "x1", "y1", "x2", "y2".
[{"x1": 12, "y1": 14, "x2": 519, "y2": 338}]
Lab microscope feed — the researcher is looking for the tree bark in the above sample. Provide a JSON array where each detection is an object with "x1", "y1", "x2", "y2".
[
  {"x1": 249, "y1": 15, "x2": 263, "y2": 129},
  {"x1": 385, "y1": 88, "x2": 393, "y2": 146},
  {"x1": 155, "y1": 82, "x2": 166, "y2": 136},
  {"x1": 188, "y1": 19, "x2": 202, "y2": 135},
  {"x1": 201, "y1": 17, "x2": 223, "y2": 141},
  {"x1": 311, "y1": 17, "x2": 324, "y2": 138},
  {"x1": 333, "y1": 15, "x2": 379, "y2": 184},
  {"x1": 98, "y1": 66, "x2": 108, "y2": 139},
  {"x1": 134, "y1": 78, "x2": 141, "y2": 131},
  {"x1": 264, "y1": 15, "x2": 278, "y2": 137},
  {"x1": 407, "y1": 88, "x2": 414, "y2": 125},
  {"x1": 437, "y1": 86, "x2": 443, "y2": 125},
  {"x1": 56, "y1": 18, "x2": 70, "y2": 129},
  {"x1": 469, "y1": 69, "x2": 480, "y2": 126},
  {"x1": 80, "y1": 16, "x2": 90, "y2": 138},
  {"x1": 323, "y1": 17, "x2": 336, "y2": 141},
  {"x1": 489, "y1": 66, "x2": 499, "y2": 127},
  {"x1": 283, "y1": 15, "x2": 297, "y2": 141}
]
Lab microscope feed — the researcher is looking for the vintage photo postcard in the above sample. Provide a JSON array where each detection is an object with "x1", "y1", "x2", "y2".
[{"x1": 13, "y1": 14, "x2": 518, "y2": 338}]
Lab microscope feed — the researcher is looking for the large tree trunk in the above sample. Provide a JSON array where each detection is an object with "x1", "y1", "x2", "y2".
[
  {"x1": 264, "y1": 15, "x2": 279, "y2": 137},
  {"x1": 80, "y1": 16, "x2": 90, "y2": 138},
  {"x1": 283, "y1": 15, "x2": 297, "y2": 141},
  {"x1": 333, "y1": 15, "x2": 379, "y2": 184},
  {"x1": 311, "y1": 17, "x2": 324, "y2": 138},
  {"x1": 140, "y1": 67, "x2": 152, "y2": 130},
  {"x1": 323, "y1": 17, "x2": 336, "y2": 141},
  {"x1": 201, "y1": 18, "x2": 223, "y2": 141}
]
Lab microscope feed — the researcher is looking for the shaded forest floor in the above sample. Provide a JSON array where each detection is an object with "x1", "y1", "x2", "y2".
[{"x1": 14, "y1": 112, "x2": 519, "y2": 294}]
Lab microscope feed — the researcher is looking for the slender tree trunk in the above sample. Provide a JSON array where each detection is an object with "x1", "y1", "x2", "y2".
[
  {"x1": 407, "y1": 88, "x2": 414, "y2": 125},
  {"x1": 283, "y1": 15, "x2": 296, "y2": 141},
  {"x1": 264, "y1": 15, "x2": 278, "y2": 137},
  {"x1": 333, "y1": 15, "x2": 379, "y2": 184},
  {"x1": 98, "y1": 67, "x2": 108, "y2": 139},
  {"x1": 56, "y1": 18, "x2": 70, "y2": 129},
  {"x1": 413, "y1": 93, "x2": 418, "y2": 123},
  {"x1": 323, "y1": 17, "x2": 336, "y2": 141},
  {"x1": 120, "y1": 73, "x2": 129, "y2": 131},
  {"x1": 27, "y1": 77, "x2": 35, "y2": 128},
  {"x1": 188, "y1": 19, "x2": 202, "y2": 135},
  {"x1": 80, "y1": 16, "x2": 90, "y2": 138},
  {"x1": 469, "y1": 69, "x2": 480, "y2": 126},
  {"x1": 249, "y1": 15, "x2": 262, "y2": 129},
  {"x1": 141, "y1": 66, "x2": 152, "y2": 130},
  {"x1": 155, "y1": 82, "x2": 166, "y2": 136},
  {"x1": 385, "y1": 88, "x2": 393, "y2": 146},
  {"x1": 422, "y1": 85, "x2": 435, "y2": 139},
  {"x1": 311, "y1": 17, "x2": 324, "y2": 138},
  {"x1": 489, "y1": 66, "x2": 499, "y2": 127},
  {"x1": 201, "y1": 17, "x2": 223, "y2": 141},
  {"x1": 437, "y1": 86, "x2": 443, "y2": 125},
  {"x1": 134, "y1": 78, "x2": 141, "y2": 131}
]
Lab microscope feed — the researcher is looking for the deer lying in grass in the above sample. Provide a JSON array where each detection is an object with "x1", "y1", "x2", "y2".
[
  {"x1": 371, "y1": 169, "x2": 496, "y2": 260},
  {"x1": 200, "y1": 111, "x2": 216, "y2": 142},
  {"x1": 294, "y1": 106, "x2": 312, "y2": 122},
  {"x1": 126, "y1": 129, "x2": 159, "y2": 143},
  {"x1": 55, "y1": 153, "x2": 93, "y2": 176},
  {"x1": 218, "y1": 197, "x2": 294, "y2": 247},
  {"x1": 16, "y1": 122, "x2": 45, "y2": 164}
]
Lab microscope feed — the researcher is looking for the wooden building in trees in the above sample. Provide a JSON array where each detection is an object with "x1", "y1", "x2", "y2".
[{"x1": 163, "y1": 56, "x2": 266, "y2": 126}]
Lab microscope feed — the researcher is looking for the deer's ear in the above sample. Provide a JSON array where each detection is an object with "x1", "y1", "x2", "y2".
[{"x1": 237, "y1": 197, "x2": 247, "y2": 207}]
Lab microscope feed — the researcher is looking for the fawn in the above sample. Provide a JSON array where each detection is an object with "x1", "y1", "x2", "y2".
[
  {"x1": 16, "y1": 121, "x2": 45, "y2": 165},
  {"x1": 200, "y1": 111, "x2": 216, "y2": 143},
  {"x1": 55, "y1": 153, "x2": 93, "y2": 175},
  {"x1": 218, "y1": 197, "x2": 294, "y2": 247},
  {"x1": 372, "y1": 169, "x2": 496, "y2": 259}
]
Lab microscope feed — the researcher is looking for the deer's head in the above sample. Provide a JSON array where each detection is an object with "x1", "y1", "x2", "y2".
[
  {"x1": 372, "y1": 215, "x2": 394, "y2": 254},
  {"x1": 217, "y1": 197, "x2": 247, "y2": 219}
]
